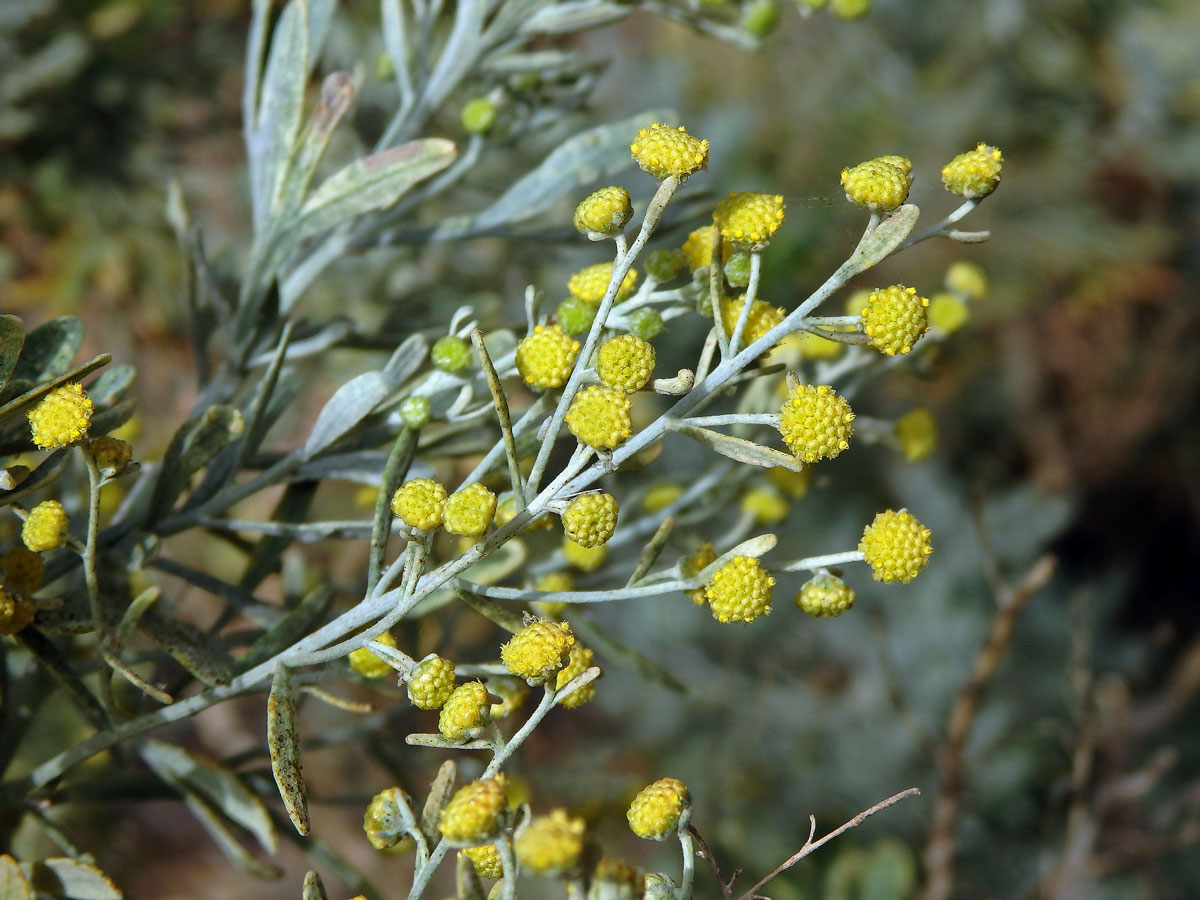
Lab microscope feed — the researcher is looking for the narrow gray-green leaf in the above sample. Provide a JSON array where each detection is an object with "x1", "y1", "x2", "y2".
[
  {"x1": 179, "y1": 791, "x2": 284, "y2": 879},
  {"x1": 240, "y1": 584, "x2": 332, "y2": 672},
  {"x1": 255, "y1": 0, "x2": 309, "y2": 221},
  {"x1": 0, "y1": 854, "x2": 32, "y2": 900},
  {"x1": 20, "y1": 858, "x2": 122, "y2": 900},
  {"x1": 268, "y1": 663, "x2": 310, "y2": 835},
  {"x1": 675, "y1": 424, "x2": 803, "y2": 472},
  {"x1": 455, "y1": 590, "x2": 527, "y2": 636},
  {"x1": 277, "y1": 71, "x2": 356, "y2": 218},
  {"x1": 9, "y1": 316, "x2": 84, "y2": 384},
  {"x1": 302, "y1": 871, "x2": 327, "y2": 900},
  {"x1": 0, "y1": 449, "x2": 69, "y2": 509},
  {"x1": 139, "y1": 612, "x2": 236, "y2": 685},
  {"x1": 0, "y1": 315, "x2": 24, "y2": 392},
  {"x1": 0, "y1": 354, "x2": 110, "y2": 429},
  {"x1": 419, "y1": 760, "x2": 457, "y2": 847},
  {"x1": 302, "y1": 371, "x2": 390, "y2": 459},
  {"x1": 149, "y1": 405, "x2": 245, "y2": 518},
  {"x1": 381, "y1": 333, "x2": 428, "y2": 388},
  {"x1": 142, "y1": 739, "x2": 277, "y2": 855},
  {"x1": 86, "y1": 364, "x2": 136, "y2": 407},
  {"x1": 305, "y1": 0, "x2": 335, "y2": 74},
  {"x1": 520, "y1": 1, "x2": 629, "y2": 35},
  {"x1": 845, "y1": 204, "x2": 920, "y2": 275},
  {"x1": 295, "y1": 138, "x2": 456, "y2": 243}
]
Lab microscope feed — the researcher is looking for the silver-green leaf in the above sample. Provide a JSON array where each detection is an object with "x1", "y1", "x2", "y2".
[
  {"x1": 302, "y1": 371, "x2": 390, "y2": 459},
  {"x1": 19, "y1": 858, "x2": 122, "y2": 900},
  {"x1": 268, "y1": 663, "x2": 310, "y2": 835},
  {"x1": 675, "y1": 424, "x2": 803, "y2": 472}
]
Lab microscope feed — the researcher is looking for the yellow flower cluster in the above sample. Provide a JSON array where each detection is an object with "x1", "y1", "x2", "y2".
[
  {"x1": 597, "y1": 334, "x2": 655, "y2": 393},
  {"x1": 705, "y1": 556, "x2": 775, "y2": 623},
  {"x1": 565, "y1": 385, "x2": 632, "y2": 451},
  {"x1": 858, "y1": 509, "x2": 933, "y2": 583},
  {"x1": 363, "y1": 787, "x2": 412, "y2": 850},
  {"x1": 391, "y1": 478, "x2": 446, "y2": 531},
  {"x1": 443, "y1": 483, "x2": 497, "y2": 536},
  {"x1": 561, "y1": 492, "x2": 618, "y2": 548},
  {"x1": 515, "y1": 809, "x2": 586, "y2": 872},
  {"x1": 22, "y1": 500, "x2": 70, "y2": 552},
  {"x1": 713, "y1": 191, "x2": 786, "y2": 250},
  {"x1": 941, "y1": 143, "x2": 1003, "y2": 198},
  {"x1": 0, "y1": 588, "x2": 36, "y2": 636},
  {"x1": 439, "y1": 681, "x2": 491, "y2": 742},
  {"x1": 777, "y1": 384, "x2": 855, "y2": 463},
  {"x1": 461, "y1": 844, "x2": 503, "y2": 879},
  {"x1": 630, "y1": 124, "x2": 709, "y2": 182},
  {"x1": 28, "y1": 383, "x2": 94, "y2": 449},
  {"x1": 564, "y1": 538, "x2": 606, "y2": 572},
  {"x1": 567, "y1": 262, "x2": 638, "y2": 307},
  {"x1": 795, "y1": 572, "x2": 856, "y2": 618},
  {"x1": 894, "y1": 407, "x2": 938, "y2": 462},
  {"x1": 349, "y1": 630, "x2": 398, "y2": 679},
  {"x1": 407, "y1": 655, "x2": 457, "y2": 709},
  {"x1": 626, "y1": 777, "x2": 690, "y2": 840},
  {"x1": 574, "y1": 186, "x2": 633, "y2": 239},
  {"x1": 840, "y1": 157, "x2": 912, "y2": 212},
  {"x1": 860, "y1": 284, "x2": 930, "y2": 356},
  {"x1": 516, "y1": 324, "x2": 581, "y2": 390},
  {"x1": 438, "y1": 776, "x2": 509, "y2": 844},
  {"x1": 500, "y1": 619, "x2": 575, "y2": 685},
  {"x1": 682, "y1": 542, "x2": 717, "y2": 605},
  {"x1": 554, "y1": 646, "x2": 597, "y2": 708},
  {"x1": 719, "y1": 295, "x2": 785, "y2": 346}
]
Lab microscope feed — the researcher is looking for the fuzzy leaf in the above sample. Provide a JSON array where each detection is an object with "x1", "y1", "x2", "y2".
[
  {"x1": 0, "y1": 449, "x2": 69, "y2": 509},
  {"x1": 10, "y1": 316, "x2": 83, "y2": 383},
  {"x1": 302, "y1": 871, "x2": 327, "y2": 900},
  {"x1": 520, "y1": 1, "x2": 629, "y2": 35},
  {"x1": 178, "y1": 791, "x2": 283, "y2": 879},
  {"x1": 419, "y1": 760, "x2": 458, "y2": 846},
  {"x1": 0, "y1": 855, "x2": 32, "y2": 900},
  {"x1": 139, "y1": 612, "x2": 236, "y2": 685},
  {"x1": 141, "y1": 739, "x2": 278, "y2": 855},
  {"x1": 276, "y1": 71, "x2": 356, "y2": 217},
  {"x1": 847, "y1": 204, "x2": 920, "y2": 273},
  {"x1": 675, "y1": 424, "x2": 803, "y2": 472},
  {"x1": 382, "y1": 333, "x2": 429, "y2": 388},
  {"x1": 149, "y1": 405, "x2": 245, "y2": 518},
  {"x1": 0, "y1": 316, "x2": 23, "y2": 392},
  {"x1": 302, "y1": 371, "x2": 390, "y2": 459},
  {"x1": 20, "y1": 858, "x2": 121, "y2": 900},
  {"x1": 255, "y1": 0, "x2": 309, "y2": 220},
  {"x1": 268, "y1": 663, "x2": 310, "y2": 835}
]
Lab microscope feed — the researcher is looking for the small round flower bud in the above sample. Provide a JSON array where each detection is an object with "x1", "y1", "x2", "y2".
[
  {"x1": 89, "y1": 436, "x2": 131, "y2": 475},
  {"x1": 840, "y1": 158, "x2": 912, "y2": 212},
  {"x1": 501, "y1": 618, "x2": 575, "y2": 685},
  {"x1": 486, "y1": 675, "x2": 529, "y2": 718},
  {"x1": 928, "y1": 292, "x2": 970, "y2": 333},
  {"x1": 439, "y1": 680, "x2": 492, "y2": 742},
  {"x1": 400, "y1": 396, "x2": 432, "y2": 429},
  {"x1": 768, "y1": 465, "x2": 810, "y2": 498},
  {"x1": 22, "y1": 500, "x2": 69, "y2": 552},
  {"x1": 643, "y1": 873, "x2": 678, "y2": 900},
  {"x1": 719, "y1": 295, "x2": 785, "y2": 346},
  {"x1": 349, "y1": 630, "x2": 398, "y2": 679},
  {"x1": 741, "y1": 0, "x2": 780, "y2": 37},
  {"x1": 515, "y1": 809, "x2": 586, "y2": 873},
  {"x1": 391, "y1": 478, "x2": 447, "y2": 531},
  {"x1": 556, "y1": 298, "x2": 597, "y2": 336},
  {"x1": 630, "y1": 124, "x2": 709, "y2": 182},
  {"x1": 363, "y1": 787, "x2": 415, "y2": 850},
  {"x1": 443, "y1": 483, "x2": 497, "y2": 536},
  {"x1": 705, "y1": 556, "x2": 775, "y2": 623},
  {"x1": 644, "y1": 249, "x2": 682, "y2": 282},
  {"x1": 682, "y1": 542, "x2": 717, "y2": 605},
  {"x1": 568, "y1": 262, "x2": 638, "y2": 307},
  {"x1": 797, "y1": 331, "x2": 843, "y2": 360},
  {"x1": 945, "y1": 260, "x2": 988, "y2": 300},
  {"x1": 860, "y1": 284, "x2": 929, "y2": 356},
  {"x1": 0, "y1": 588, "x2": 36, "y2": 635},
  {"x1": 432, "y1": 335, "x2": 473, "y2": 374},
  {"x1": 894, "y1": 407, "x2": 938, "y2": 462},
  {"x1": 723, "y1": 252, "x2": 752, "y2": 288},
  {"x1": 462, "y1": 844, "x2": 504, "y2": 879},
  {"x1": 597, "y1": 334, "x2": 655, "y2": 394},
  {"x1": 517, "y1": 324, "x2": 581, "y2": 390},
  {"x1": 28, "y1": 383, "x2": 94, "y2": 449},
  {"x1": 574, "y1": 186, "x2": 633, "y2": 239},
  {"x1": 564, "y1": 538, "x2": 607, "y2": 572},
  {"x1": 778, "y1": 384, "x2": 855, "y2": 463},
  {"x1": 796, "y1": 572, "x2": 856, "y2": 618},
  {"x1": 642, "y1": 482, "x2": 684, "y2": 514},
  {"x1": 555, "y1": 646, "x2": 597, "y2": 708},
  {"x1": 561, "y1": 493, "x2": 618, "y2": 548},
  {"x1": 859, "y1": 509, "x2": 933, "y2": 583},
  {"x1": 941, "y1": 143, "x2": 1003, "y2": 199},
  {"x1": 830, "y1": 0, "x2": 871, "y2": 19},
  {"x1": 461, "y1": 97, "x2": 498, "y2": 134},
  {"x1": 680, "y1": 226, "x2": 717, "y2": 273},
  {"x1": 627, "y1": 778, "x2": 690, "y2": 840},
  {"x1": 713, "y1": 192, "x2": 785, "y2": 251},
  {"x1": 589, "y1": 859, "x2": 643, "y2": 900},
  {"x1": 407, "y1": 654, "x2": 457, "y2": 709},
  {"x1": 1, "y1": 545, "x2": 44, "y2": 594},
  {"x1": 741, "y1": 486, "x2": 788, "y2": 525},
  {"x1": 439, "y1": 776, "x2": 509, "y2": 845},
  {"x1": 565, "y1": 385, "x2": 632, "y2": 451},
  {"x1": 629, "y1": 308, "x2": 664, "y2": 342}
]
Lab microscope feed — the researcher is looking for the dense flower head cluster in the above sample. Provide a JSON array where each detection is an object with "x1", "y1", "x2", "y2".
[
  {"x1": 777, "y1": 384, "x2": 855, "y2": 463},
  {"x1": 432, "y1": 335, "x2": 472, "y2": 373},
  {"x1": 840, "y1": 157, "x2": 913, "y2": 212},
  {"x1": 28, "y1": 383, "x2": 94, "y2": 449},
  {"x1": 627, "y1": 777, "x2": 690, "y2": 840},
  {"x1": 363, "y1": 787, "x2": 413, "y2": 850},
  {"x1": 1, "y1": 545, "x2": 44, "y2": 594},
  {"x1": 501, "y1": 618, "x2": 575, "y2": 685},
  {"x1": 561, "y1": 492, "x2": 618, "y2": 548},
  {"x1": 438, "y1": 776, "x2": 509, "y2": 844},
  {"x1": 568, "y1": 262, "x2": 638, "y2": 307},
  {"x1": 705, "y1": 556, "x2": 775, "y2": 623},
  {"x1": 945, "y1": 260, "x2": 988, "y2": 299},
  {"x1": 741, "y1": 486, "x2": 789, "y2": 525},
  {"x1": 643, "y1": 482, "x2": 684, "y2": 514},
  {"x1": 0, "y1": 588, "x2": 36, "y2": 636},
  {"x1": 719, "y1": 295, "x2": 785, "y2": 346},
  {"x1": 894, "y1": 407, "x2": 938, "y2": 462},
  {"x1": 407, "y1": 655, "x2": 457, "y2": 709},
  {"x1": 461, "y1": 843, "x2": 503, "y2": 879},
  {"x1": 630, "y1": 123, "x2": 709, "y2": 181},
  {"x1": 515, "y1": 810, "x2": 587, "y2": 873},
  {"x1": 860, "y1": 284, "x2": 930, "y2": 356},
  {"x1": 941, "y1": 143, "x2": 1003, "y2": 198},
  {"x1": 713, "y1": 191, "x2": 786, "y2": 250},
  {"x1": 439, "y1": 681, "x2": 492, "y2": 742},
  {"x1": 554, "y1": 646, "x2": 597, "y2": 708},
  {"x1": 517, "y1": 324, "x2": 581, "y2": 390},
  {"x1": 443, "y1": 483, "x2": 497, "y2": 536},
  {"x1": 564, "y1": 538, "x2": 606, "y2": 572},
  {"x1": 565, "y1": 385, "x2": 632, "y2": 451},
  {"x1": 928, "y1": 293, "x2": 970, "y2": 333},
  {"x1": 682, "y1": 542, "x2": 717, "y2": 605},
  {"x1": 22, "y1": 500, "x2": 70, "y2": 552},
  {"x1": 859, "y1": 509, "x2": 933, "y2": 583},
  {"x1": 597, "y1": 334, "x2": 656, "y2": 393},
  {"x1": 796, "y1": 572, "x2": 856, "y2": 618},
  {"x1": 680, "y1": 225, "x2": 717, "y2": 272},
  {"x1": 574, "y1": 186, "x2": 633, "y2": 239},
  {"x1": 349, "y1": 630, "x2": 398, "y2": 679},
  {"x1": 391, "y1": 478, "x2": 447, "y2": 531}
]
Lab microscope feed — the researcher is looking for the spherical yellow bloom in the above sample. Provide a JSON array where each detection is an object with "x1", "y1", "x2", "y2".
[
  {"x1": 941, "y1": 143, "x2": 1003, "y2": 198},
  {"x1": 349, "y1": 630, "x2": 398, "y2": 679},
  {"x1": 534, "y1": 571, "x2": 574, "y2": 594},
  {"x1": 741, "y1": 486, "x2": 789, "y2": 525},
  {"x1": 860, "y1": 284, "x2": 930, "y2": 356},
  {"x1": 705, "y1": 556, "x2": 775, "y2": 623},
  {"x1": 501, "y1": 619, "x2": 575, "y2": 685},
  {"x1": 564, "y1": 538, "x2": 607, "y2": 572},
  {"x1": 1, "y1": 545, "x2": 44, "y2": 594},
  {"x1": 0, "y1": 588, "x2": 36, "y2": 635},
  {"x1": 568, "y1": 262, "x2": 638, "y2": 307},
  {"x1": 89, "y1": 435, "x2": 132, "y2": 474},
  {"x1": 28, "y1": 383, "x2": 94, "y2": 449},
  {"x1": 574, "y1": 186, "x2": 633, "y2": 239},
  {"x1": 680, "y1": 225, "x2": 717, "y2": 272},
  {"x1": 439, "y1": 776, "x2": 509, "y2": 844},
  {"x1": 462, "y1": 844, "x2": 504, "y2": 879},
  {"x1": 713, "y1": 192, "x2": 785, "y2": 250},
  {"x1": 630, "y1": 124, "x2": 709, "y2": 182},
  {"x1": 555, "y1": 646, "x2": 597, "y2": 708},
  {"x1": 778, "y1": 384, "x2": 854, "y2": 463},
  {"x1": 840, "y1": 158, "x2": 912, "y2": 212},
  {"x1": 894, "y1": 407, "x2": 938, "y2": 462},
  {"x1": 515, "y1": 809, "x2": 587, "y2": 872},
  {"x1": 439, "y1": 681, "x2": 492, "y2": 742},
  {"x1": 561, "y1": 492, "x2": 618, "y2": 548},
  {"x1": 443, "y1": 483, "x2": 497, "y2": 536},
  {"x1": 642, "y1": 482, "x2": 684, "y2": 513},
  {"x1": 681, "y1": 542, "x2": 717, "y2": 606},
  {"x1": 565, "y1": 385, "x2": 632, "y2": 451},
  {"x1": 363, "y1": 787, "x2": 414, "y2": 850},
  {"x1": 407, "y1": 655, "x2": 456, "y2": 709},
  {"x1": 859, "y1": 509, "x2": 933, "y2": 583},
  {"x1": 391, "y1": 478, "x2": 447, "y2": 531},
  {"x1": 627, "y1": 777, "x2": 690, "y2": 840},
  {"x1": 945, "y1": 260, "x2": 988, "y2": 300},
  {"x1": 22, "y1": 500, "x2": 69, "y2": 552},
  {"x1": 719, "y1": 295, "x2": 785, "y2": 346},
  {"x1": 597, "y1": 334, "x2": 655, "y2": 393},
  {"x1": 928, "y1": 292, "x2": 970, "y2": 333},
  {"x1": 796, "y1": 572, "x2": 856, "y2": 618},
  {"x1": 517, "y1": 324, "x2": 581, "y2": 390}
]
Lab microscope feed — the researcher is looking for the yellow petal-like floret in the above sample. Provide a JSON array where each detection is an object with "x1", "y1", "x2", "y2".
[
  {"x1": 704, "y1": 556, "x2": 775, "y2": 623},
  {"x1": 28, "y1": 383, "x2": 94, "y2": 449},
  {"x1": 630, "y1": 124, "x2": 709, "y2": 182},
  {"x1": 627, "y1": 777, "x2": 690, "y2": 840},
  {"x1": 777, "y1": 384, "x2": 854, "y2": 463},
  {"x1": 859, "y1": 509, "x2": 933, "y2": 583}
]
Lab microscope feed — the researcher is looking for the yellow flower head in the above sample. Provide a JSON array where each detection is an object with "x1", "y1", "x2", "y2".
[
  {"x1": 501, "y1": 618, "x2": 575, "y2": 685},
  {"x1": 391, "y1": 478, "x2": 447, "y2": 531},
  {"x1": 554, "y1": 646, "x2": 598, "y2": 708},
  {"x1": 859, "y1": 284, "x2": 930, "y2": 356},
  {"x1": 630, "y1": 124, "x2": 709, "y2": 182},
  {"x1": 719, "y1": 295, "x2": 785, "y2": 347},
  {"x1": 894, "y1": 407, "x2": 938, "y2": 462},
  {"x1": 796, "y1": 572, "x2": 856, "y2": 618},
  {"x1": 840, "y1": 157, "x2": 912, "y2": 212},
  {"x1": 462, "y1": 844, "x2": 504, "y2": 879},
  {"x1": 349, "y1": 630, "x2": 398, "y2": 679},
  {"x1": 713, "y1": 192, "x2": 785, "y2": 251},
  {"x1": 22, "y1": 500, "x2": 70, "y2": 552},
  {"x1": 28, "y1": 383, "x2": 94, "y2": 449},
  {"x1": 564, "y1": 538, "x2": 607, "y2": 572},
  {"x1": 407, "y1": 655, "x2": 456, "y2": 709},
  {"x1": 597, "y1": 334, "x2": 655, "y2": 394},
  {"x1": 705, "y1": 556, "x2": 775, "y2": 623},
  {"x1": 0, "y1": 588, "x2": 36, "y2": 636},
  {"x1": 859, "y1": 509, "x2": 933, "y2": 583},
  {"x1": 568, "y1": 262, "x2": 638, "y2": 307},
  {"x1": 565, "y1": 385, "x2": 632, "y2": 451},
  {"x1": 627, "y1": 777, "x2": 690, "y2": 840},
  {"x1": 941, "y1": 143, "x2": 1003, "y2": 199},
  {"x1": 1, "y1": 545, "x2": 44, "y2": 594},
  {"x1": 561, "y1": 492, "x2": 618, "y2": 548},
  {"x1": 438, "y1": 681, "x2": 492, "y2": 742},
  {"x1": 363, "y1": 787, "x2": 414, "y2": 850},
  {"x1": 517, "y1": 324, "x2": 581, "y2": 390},
  {"x1": 515, "y1": 809, "x2": 587, "y2": 872},
  {"x1": 574, "y1": 186, "x2": 633, "y2": 239},
  {"x1": 438, "y1": 776, "x2": 509, "y2": 845},
  {"x1": 777, "y1": 384, "x2": 854, "y2": 463},
  {"x1": 443, "y1": 483, "x2": 497, "y2": 536}
]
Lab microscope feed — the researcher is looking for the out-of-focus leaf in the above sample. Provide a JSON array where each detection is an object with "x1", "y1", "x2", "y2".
[
  {"x1": 846, "y1": 204, "x2": 920, "y2": 274},
  {"x1": 142, "y1": 739, "x2": 278, "y2": 855},
  {"x1": 0, "y1": 854, "x2": 33, "y2": 900},
  {"x1": 289, "y1": 450, "x2": 433, "y2": 485},
  {"x1": 859, "y1": 839, "x2": 917, "y2": 900},
  {"x1": 19, "y1": 858, "x2": 121, "y2": 900},
  {"x1": 240, "y1": 585, "x2": 333, "y2": 672},
  {"x1": 10, "y1": 316, "x2": 83, "y2": 383},
  {"x1": 419, "y1": 760, "x2": 457, "y2": 847},
  {"x1": 675, "y1": 424, "x2": 803, "y2": 472},
  {"x1": 240, "y1": 480, "x2": 319, "y2": 589},
  {"x1": 255, "y1": 0, "x2": 309, "y2": 220},
  {"x1": 88, "y1": 398, "x2": 136, "y2": 438},
  {"x1": 0, "y1": 449, "x2": 69, "y2": 509},
  {"x1": 139, "y1": 612, "x2": 236, "y2": 686},
  {"x1": 86, "y1": 364, "x2": 136, "y2": 407},
  {"x1": 277, "y1": 71, "x2": 356, "y2": 217},
  {"x1": 520, "y1": 1, "x2": 629, "y2": 35},
  {"x1": 382, "y1": 333, "x2": 429, "y2": 388},
  {"x1": 149, "y1": 406, "x2": 245, "y2": 518},
  {"x1": 302, "y1": 871, "x2": 327, "y2": 900},
  {"x1": 456, "y1": 590, "x2": 527, "y2": 635},
  {"x1": 302, "y1": 372, "x2": 390, "y2": 459},
  {"x1": 461, "y1": 538, "x2": 526, "y2": 586},
  {"x1": 178, "y1": 791, "x2": 283, "y2": 880},
  {"x1": 268, "y1": 663, "x2": 310, "y2": 835},
  {"x1": 0, "y1": 316, "x2": 24, "y2": 391}
]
